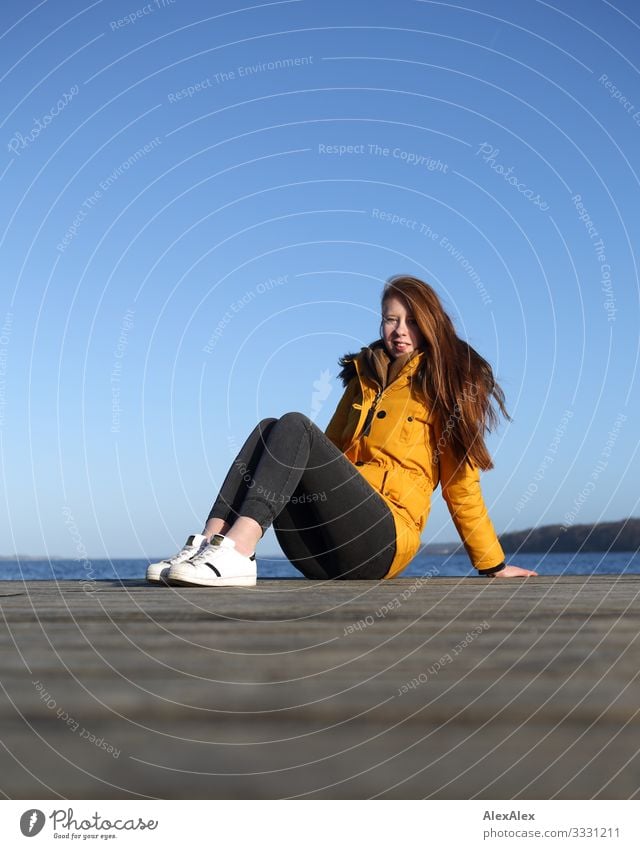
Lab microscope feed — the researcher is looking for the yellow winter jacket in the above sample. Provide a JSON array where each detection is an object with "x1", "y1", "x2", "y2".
[{"x1": 324, "y1": 343, "x2": 506, "y2": 578}]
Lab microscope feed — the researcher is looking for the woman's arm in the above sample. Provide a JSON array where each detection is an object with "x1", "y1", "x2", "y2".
[{"x1": 434, "y1": 418, "x2": 537, "y2": 577}]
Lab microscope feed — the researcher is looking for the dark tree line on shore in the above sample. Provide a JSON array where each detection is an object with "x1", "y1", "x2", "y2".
[{"x1": 498, "y1": 517, "x2": 640, "y2": 553}]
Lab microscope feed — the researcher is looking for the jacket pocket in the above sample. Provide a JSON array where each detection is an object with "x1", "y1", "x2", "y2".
[
  {"x1": 381, "y1": 466, "x2": 432, "y2": 527},
  {"x1": 351, "y1": 460, "x2": 390, "y2": 498}
]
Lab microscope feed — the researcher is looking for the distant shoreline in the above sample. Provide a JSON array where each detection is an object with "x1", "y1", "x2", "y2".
[{"x1": 3, "y1": 516, "x2": 638, "y2": 560}]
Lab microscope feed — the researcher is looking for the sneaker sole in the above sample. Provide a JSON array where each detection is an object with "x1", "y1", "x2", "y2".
[
  {"x1": 146, "y1": 574, "x2": 171, "y2": 585},
  {"x1": 167, "y1": 566, "x2": 256, "y2": 588}
]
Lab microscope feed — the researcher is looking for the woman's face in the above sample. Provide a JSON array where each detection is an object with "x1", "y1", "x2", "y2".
[{"x1": 381, "y1": 295, "x2": 425, "y2": 358}]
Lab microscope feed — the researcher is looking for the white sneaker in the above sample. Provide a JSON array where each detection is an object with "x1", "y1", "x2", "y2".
[
  {"x1": 167, "y1": 534, "x2": 257, "y2": 587},
  {"x1": 146, "y1": 533, "x2": 209, "y2": 584}
]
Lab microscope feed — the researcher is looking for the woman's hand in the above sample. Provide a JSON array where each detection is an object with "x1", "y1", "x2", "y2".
[{"x1": 490, "y1": 563, "x2": 538, "y2": 578}]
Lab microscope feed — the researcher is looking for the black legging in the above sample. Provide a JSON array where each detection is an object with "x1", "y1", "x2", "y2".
[{"x1": 207, "y1": 412, "x2": 396, "y2": 579}]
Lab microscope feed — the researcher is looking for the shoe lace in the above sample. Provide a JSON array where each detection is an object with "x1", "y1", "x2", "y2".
[
  {"x1": 180, "y1": 535, "x2": 226, "y2": 568},
  {"x1": 164, "y1": 538, "x2": 205, "y2": 566},
  {"x1": 189, "y1": 543, "x2": 222, "y2": 568}
]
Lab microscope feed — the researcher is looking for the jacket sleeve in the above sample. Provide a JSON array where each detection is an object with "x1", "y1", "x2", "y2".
[
  {"x1": 324, "y1": 378, "x2": 359, "y2": 451},
  {"x1": 433, "y1": 415, "x2": 506, "y2": 572}
]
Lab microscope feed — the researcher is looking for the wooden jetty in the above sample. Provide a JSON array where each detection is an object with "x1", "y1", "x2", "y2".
[{"x1": 1, "y1": 576, "x2": 638, "y2": 799}]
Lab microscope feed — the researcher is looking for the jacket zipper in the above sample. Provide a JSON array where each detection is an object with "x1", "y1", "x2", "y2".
[
  {"x1": 348, "y1": 350, "x2": 416, "y2": 451},
  {"x1": 360, "y1": 388, "x2": 383, "y2": 438}
]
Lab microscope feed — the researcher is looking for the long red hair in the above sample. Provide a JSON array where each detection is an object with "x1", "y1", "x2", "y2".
[{"x1": 381, "y1": 275, "x2": 510, "y2": 470}]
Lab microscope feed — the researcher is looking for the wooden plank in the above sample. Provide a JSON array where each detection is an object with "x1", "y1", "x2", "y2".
[{"x1": 0, "y1": 577, "x2": 638, "y2": 798}]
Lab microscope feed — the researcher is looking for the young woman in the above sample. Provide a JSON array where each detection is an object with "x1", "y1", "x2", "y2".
[{"x1": 147, "y1": 275, "x2": 537, "y2": 586}]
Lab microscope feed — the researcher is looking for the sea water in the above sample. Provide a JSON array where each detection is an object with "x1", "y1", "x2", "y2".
[{"x1": 1, "y1": 551, "x2": 639, "y2": 581}]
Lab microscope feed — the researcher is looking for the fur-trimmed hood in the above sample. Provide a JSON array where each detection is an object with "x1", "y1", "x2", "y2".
[{"x1": 337, "y1": 338, "x2": 423, "y2": 390}]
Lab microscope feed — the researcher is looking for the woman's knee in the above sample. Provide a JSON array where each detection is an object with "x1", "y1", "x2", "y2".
[
  {"x1": 278, "y1": 411, "x2": 312, "y2": 430},
  {"x1": 260, "y1": 411, "x2": 316, "y2": 436},
  {"x1": 250, "y1": 417, "x2": 278, "y2": 448},
  {"x1": 255, "y1": 414, "x2": 312, "y2": 433}
]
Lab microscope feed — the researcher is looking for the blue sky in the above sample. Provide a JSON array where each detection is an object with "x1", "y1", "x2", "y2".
[{"x1": 1, "y1": 0, "x2": 638, "y2": 558}]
